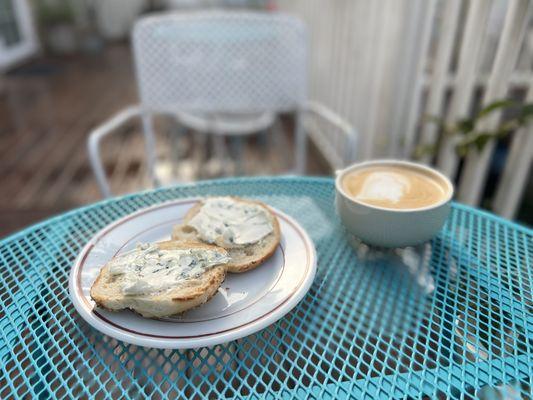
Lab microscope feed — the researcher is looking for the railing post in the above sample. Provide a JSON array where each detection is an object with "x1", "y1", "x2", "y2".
[
  {"x1": 436, "y1": 0, "x2": 490, "y2": 178},
  {"x1": 492, "y1": 89, "x2": 533, "y2": 219},
  {"x1": 417, "y1": 0, "x2": 461, "y2": 164}
]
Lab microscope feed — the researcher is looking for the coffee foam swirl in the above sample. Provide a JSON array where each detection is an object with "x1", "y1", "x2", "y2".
[
  {"x1": 355, "y1": 172, "x2": 410, "y2": 204},
  {"x1": 342, "y1": 166, "x2": 448, "y2": 210}
]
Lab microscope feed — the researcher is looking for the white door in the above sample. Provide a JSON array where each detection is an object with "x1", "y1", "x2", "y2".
[{"x1": 0, "y1": 0, "x2": 38, "y2": 71}]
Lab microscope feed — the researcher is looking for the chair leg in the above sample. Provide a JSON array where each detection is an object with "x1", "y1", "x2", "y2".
[
  {"x1": 272, "y1": 118, "x2": 291, "y2": 173},
  {"x1": 141, "y1": 114, "x2": 159, "y2": 187},
  {"x1": 214, "y1": 135, "x2": 225, "y2": 160},
  {"x1": 88, "y1": 133, "x2": 112, "y2": 198},
  {"x1": 230, "y1": 136, "x2": 244, "y2": 175},
  {"x1": 167, "y1": 119, "x2": 186, "y2": 175},
  {"x1": 295, "y1": 111, "x2": 307, "y2": 174},
  {"x1": 211, "y1": 134, "x2": 229, "y2": 176},
  {"x1": 193, "y1": 132, "x2": 208, "y2": 179}
]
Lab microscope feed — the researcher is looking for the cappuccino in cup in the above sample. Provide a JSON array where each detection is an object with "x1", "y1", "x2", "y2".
[
  {"x1": 335, "y1": 160, "x2": 454, "y2": 247},
  {"x1": 341, "y1": 165, "x2": 448, "y2": 210}
]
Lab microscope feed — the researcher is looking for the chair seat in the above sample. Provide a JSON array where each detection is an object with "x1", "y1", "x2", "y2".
[{"x1": 175, "y1": 111, "x2": 276, "y2": 135}]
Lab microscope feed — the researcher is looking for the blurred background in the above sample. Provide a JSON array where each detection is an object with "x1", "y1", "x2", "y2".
[{"x1": 1, "y1": 0, "x2": 532, "y2": 238}]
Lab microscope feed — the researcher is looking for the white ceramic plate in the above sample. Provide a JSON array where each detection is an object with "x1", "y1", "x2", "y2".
[{"x1": 69, "y1": 198, "x2": 316, "y2": 349}]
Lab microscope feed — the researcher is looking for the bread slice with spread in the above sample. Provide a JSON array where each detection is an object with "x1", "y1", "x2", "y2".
[
  {"x1": 90, "y1": 240, "x2": 229, "y2": 318},
  {"x1": 172, "y1": 197, "x2": 280, "y2": 273}
]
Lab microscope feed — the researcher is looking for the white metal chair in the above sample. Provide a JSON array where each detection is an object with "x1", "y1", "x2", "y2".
[{"x1": 88, "y1": 11, "x2": 357, "y2": 197}]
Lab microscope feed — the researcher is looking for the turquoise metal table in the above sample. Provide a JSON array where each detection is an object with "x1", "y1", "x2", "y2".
[{"x1": 0, "y1": 177, "x2": 531, "y2": 399}]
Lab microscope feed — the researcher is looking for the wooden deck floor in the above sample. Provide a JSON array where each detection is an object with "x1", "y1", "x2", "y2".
[
  {"x1": 0, "y1": 45, "x2": 329, "y2": 238},
  {"x1": 0, "y1": 46, "x2": 134, "y2": 237}
]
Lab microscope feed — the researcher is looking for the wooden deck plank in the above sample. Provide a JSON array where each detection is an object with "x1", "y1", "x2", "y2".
[
  {"x1": 14, "y1": 57, "x2": 134, "y2": 206},
  {"x1": 40, "y1": 79, "x2": 136, "y2": 205},
  {"x1": 12, "y1": 93, "x2": 109, "y2": 204},
  {"x1": 0, "y1": 81, "x2": 56, "y2": 170},
  {"x1": 0, "y1": 63, "x2": 109, "y2": 203}
]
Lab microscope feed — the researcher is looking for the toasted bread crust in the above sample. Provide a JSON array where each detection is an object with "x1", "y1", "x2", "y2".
[{"x1": 171, "y1": 197, "x2": 281, "y2": 273}]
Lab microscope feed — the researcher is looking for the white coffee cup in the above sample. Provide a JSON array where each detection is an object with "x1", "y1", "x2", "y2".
[{"x1": 335, "y1": 160, "x2": 454, "y2": 247}]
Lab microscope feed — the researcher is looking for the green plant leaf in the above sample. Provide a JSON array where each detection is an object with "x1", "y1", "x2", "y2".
[
  {"x1": 456, "y1": 131, "x2": 495, "y2": 155},
  {"x1": 518, "y1": 103, "x2": 533, "y2": 122},
  {"x1": 473, "y1": 133, "x2": 493, "y2": 151},
  {"x1": 455, "y1": 118, "x2": 475, "y2": 134},
  {"x1": 438, "y1": 99, "x2": 533, "y2": 157},
  {"x1": 478, "y1": 99, "x2": 517, "y2": 118}
]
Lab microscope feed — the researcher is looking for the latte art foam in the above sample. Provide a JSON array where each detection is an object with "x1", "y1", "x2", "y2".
[
  {"x1": 355, "y1": 171, "x2": 410, "y2": 204},
  {"x1": 342, "y1": 166, "x2": 448, "y2": 210}
]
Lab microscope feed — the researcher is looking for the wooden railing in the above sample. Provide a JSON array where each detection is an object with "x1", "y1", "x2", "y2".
[{"x1": 277, "y1": 0, "x2": 533, "y2": 219}]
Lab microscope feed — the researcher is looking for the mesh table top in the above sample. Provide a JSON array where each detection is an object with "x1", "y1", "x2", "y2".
[{"x1": 0, "y1": 177, "x2": 531, "y2": 399}]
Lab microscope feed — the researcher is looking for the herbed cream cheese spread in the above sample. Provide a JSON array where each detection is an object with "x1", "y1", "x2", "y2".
[
  {"x1": 108, "y1": 244, "x2": 229, "y2": 295},
  {"x1": 187, "y1": 197, "x2": 273, "y2": 247}
]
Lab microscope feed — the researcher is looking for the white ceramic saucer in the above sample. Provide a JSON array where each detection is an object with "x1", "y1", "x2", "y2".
[{"x1": 68, "y1": 198, "x2": 316, "y2": 349}]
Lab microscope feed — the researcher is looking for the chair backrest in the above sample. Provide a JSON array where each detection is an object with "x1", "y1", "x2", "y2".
[{"x1": 132, "y1": 11, "x2": 307, "y2": 113}]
